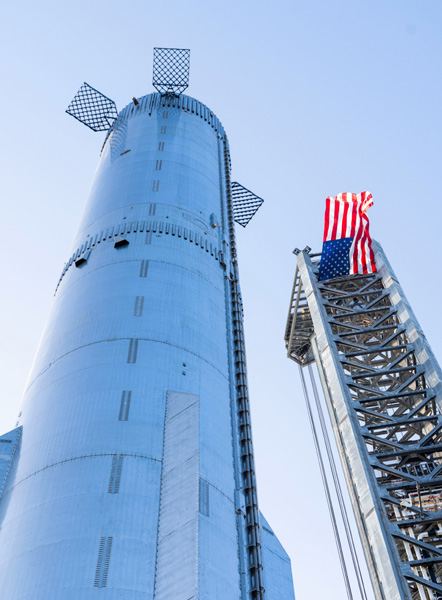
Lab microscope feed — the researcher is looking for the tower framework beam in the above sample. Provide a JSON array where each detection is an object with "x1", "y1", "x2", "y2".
[{"x1": 285, "y1": 241, "x2": 442, "y2": 600}]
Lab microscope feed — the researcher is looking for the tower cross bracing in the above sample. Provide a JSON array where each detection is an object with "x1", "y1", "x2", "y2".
[{"x1": 286, "y1": 242, "x2": 442, "y2": 600}]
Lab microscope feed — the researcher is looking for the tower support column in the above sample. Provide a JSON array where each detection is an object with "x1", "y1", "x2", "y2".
[{"x1": 286, "y1": 242, "x2": 442, "y2": 600}]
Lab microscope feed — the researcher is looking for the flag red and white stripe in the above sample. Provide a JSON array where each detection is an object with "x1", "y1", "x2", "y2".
[{"x1": 323, "y1": 191, "x2": 376, "y2": 275}]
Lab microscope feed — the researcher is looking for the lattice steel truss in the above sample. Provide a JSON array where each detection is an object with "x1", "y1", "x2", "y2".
[
  {"x1": 286, "y1": 242, "x2": 442, "y2": 600},
  {"x1": 152, "y1": 47, "x2": 190, "y2": 95},
  {"x1": 66, "y1": 83, "x2": 118, "y2": 132},
  {"x1": 231, "y1": 182, "x2": 264, "y2": 227}
]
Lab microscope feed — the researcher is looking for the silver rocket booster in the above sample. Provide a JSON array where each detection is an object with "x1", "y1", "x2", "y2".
[{"x1": 0, "y1": 62, "x2": 295, "y2": 599}]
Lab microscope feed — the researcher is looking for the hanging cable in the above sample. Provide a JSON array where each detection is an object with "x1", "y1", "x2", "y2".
[
  {"x1": 308, "y1": 364, "x2": 369, "y2": 600},
  {"x1": 298, "y1": 364, "x2": 354, "y2": 600}
]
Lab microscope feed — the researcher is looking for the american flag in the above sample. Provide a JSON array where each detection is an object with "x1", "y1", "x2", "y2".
[{"x1": 318, "y1": 192, "x2": 376, "y2": 282}]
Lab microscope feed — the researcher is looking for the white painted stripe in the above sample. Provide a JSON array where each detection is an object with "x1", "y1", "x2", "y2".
[
  {"x1": 349, "y1": 208, "x2": 361, "y2": 273},
  {"x1": 346, "y1": 199, "x2": 355, "y2": 238},
  {"x1": 326, "y1": 198, "x2": 335, "y2": 241},
  {"x1": 336, "y1": 199, "x2": 345, "y2": 239}
]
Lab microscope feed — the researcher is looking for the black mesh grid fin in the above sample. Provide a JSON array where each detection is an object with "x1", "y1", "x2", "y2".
[
  {"x1": 231, "y1": 182, "x2": 264, "y2": 227},
  {"x1": 153, "y1": 48, "x2": 190, "y2": 95},
  {"x1": 66, "y1": 83, "x2": 118, "y2": 132}
]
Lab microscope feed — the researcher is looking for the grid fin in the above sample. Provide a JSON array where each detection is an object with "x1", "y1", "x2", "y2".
[
  {"x1": 153, "y1": 48, "x2": 190, "y2": 95},
  {"x1": 231, "y1": 182, "x2": 264, "y2": 227},
  {"x1": 66, "y1": 83, "x2": 118, "y2": 132}
]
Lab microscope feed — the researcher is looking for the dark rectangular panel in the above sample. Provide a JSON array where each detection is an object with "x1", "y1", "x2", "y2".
[
  {"x1": 127, "y1": 339, "x2": 138, "y2": 363},
  {"x1": 199, "y1": 478, "x2": 210, "y2": 516},
  {"x1": 140, "y1": 260, "x2": 149, "y2": 278},
  {"x1": 119, "y1": 390, "x2": 131, "y2": 421},
  {"x1": 134, "y1": 296, "x2": 144, "y2": 317}
]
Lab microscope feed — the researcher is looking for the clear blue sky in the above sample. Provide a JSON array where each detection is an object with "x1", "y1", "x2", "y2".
[{"x1": 1, "y1": 2, "x2": 441, "y2": 598}]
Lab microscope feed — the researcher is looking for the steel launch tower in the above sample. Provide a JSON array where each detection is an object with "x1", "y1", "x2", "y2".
[
  {"x1": 286, "y1": 242, "x2": 442, "y2": 600},
  {"x1": 0, "y1": 49, "x2": 295, "y2": 599}
]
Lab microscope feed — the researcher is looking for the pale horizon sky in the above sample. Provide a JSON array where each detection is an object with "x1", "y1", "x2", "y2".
[{"x1": 1, "y1": 2, "x2": 442, "y2": 599}]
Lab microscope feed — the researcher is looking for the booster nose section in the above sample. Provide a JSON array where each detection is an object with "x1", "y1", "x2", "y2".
[
  {"x1": 0, "y1": 48, "x2": 294, "y2": 600},
  {"x1": 74, "y1": 93, "x2": 228, "y2": 242}
]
